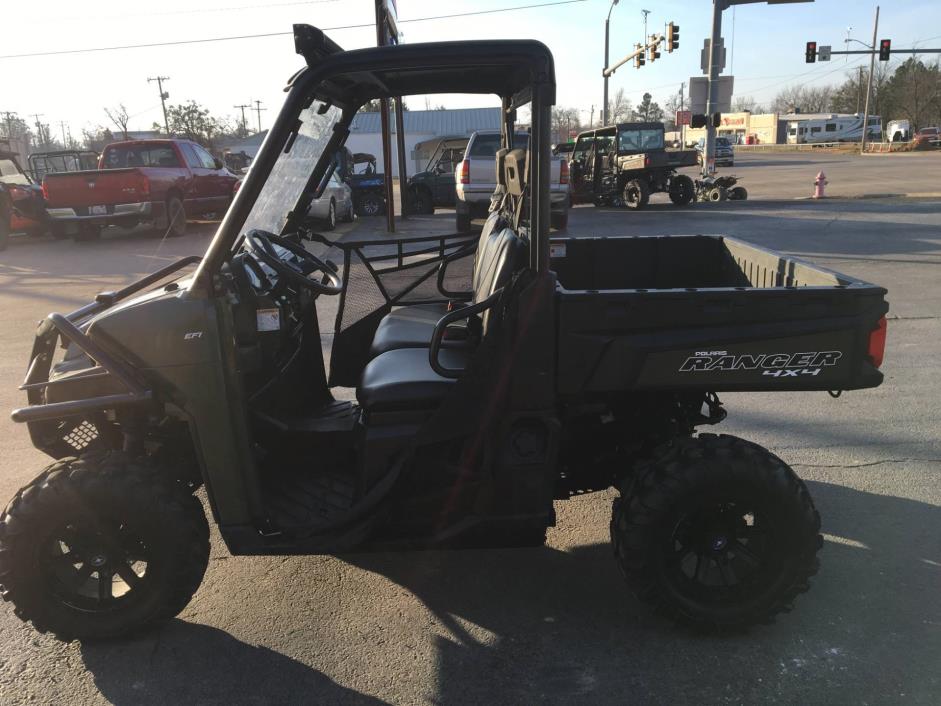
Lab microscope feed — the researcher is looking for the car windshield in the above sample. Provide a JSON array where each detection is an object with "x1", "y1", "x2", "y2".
[
  {"x1": 0, "y1": 159, "x2": 30, "y2": 185},
  {"x1": 618, "y1": 128, "x2": 663, "y2": 152},
  {"x1": 716, "y1": 138, "x2": 731, "y2": 147},
  {"x1": 242, "y1": 99, "x2": 342, "y2": 235}
]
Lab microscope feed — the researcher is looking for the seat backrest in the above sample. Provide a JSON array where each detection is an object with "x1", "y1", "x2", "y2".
[{"x1": 472, "y1": 226, "x2": 524, "y2": 333}]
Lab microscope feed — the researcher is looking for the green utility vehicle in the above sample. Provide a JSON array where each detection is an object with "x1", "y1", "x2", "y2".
[
  {"x1": 406, "y1": 135, "x2": 468, "y2": 214},
  {"x1": 570, "y1": 122, "x2": 698, "y2": 209},
  {"x1": 0, "y1": 27, "x2": 888, "y2": 641}
]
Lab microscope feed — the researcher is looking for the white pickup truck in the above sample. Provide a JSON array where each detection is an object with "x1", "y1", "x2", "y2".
[{"x1": 454, "y1": 130, "x2": 571, "y2": 232}]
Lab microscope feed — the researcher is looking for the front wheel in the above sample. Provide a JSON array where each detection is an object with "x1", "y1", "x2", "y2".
[
  {"x1": 550, "y1": 210, "x2": 569, "y2": 231},
  {"x1": 729, "y1": 186, "x2": 748, "y2": 201},
  {"x1": 0, "y1": 452, "x2": 210, "y2": 641},
  {"x1": 456, "y1": 211, "x2": 473, "y2": 233},
  {"x1": 611, "y1": 434, "x2": 821, "y2": 630},
  {"x1": 357, "y1": 192, "x2": 384, "y2": 217},
  {"x1": 409, "y1": 187, "x2": 434, "y2": 215}
]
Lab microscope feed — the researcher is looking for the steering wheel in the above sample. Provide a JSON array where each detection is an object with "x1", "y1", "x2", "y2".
[{"x1": 244, "y1": 229, "x2": 343, "y2": 295}]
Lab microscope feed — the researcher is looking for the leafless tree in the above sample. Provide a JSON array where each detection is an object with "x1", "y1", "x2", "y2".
[
  {"x1": 104, "y1": 104, "x2": 130, "y2": 140},
  {"x1": 732, "y1": 95, "x2": 766, "y2": 113},
  {"x1": 608, "y1": 88, "x2": 633, "y2": 124}
]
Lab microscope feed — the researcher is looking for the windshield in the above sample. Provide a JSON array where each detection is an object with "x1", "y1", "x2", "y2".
[
  {"x1": 242, "y1": 99, "x2": 342, "y2": 235},
  {"x1": 618, "y1": 128, "x2": 663, "y2": 152}
]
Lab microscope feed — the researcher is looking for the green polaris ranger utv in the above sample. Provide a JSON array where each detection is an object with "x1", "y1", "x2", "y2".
[{"x1": 0, "y1": 26, "x2": 889, "y2": 641}]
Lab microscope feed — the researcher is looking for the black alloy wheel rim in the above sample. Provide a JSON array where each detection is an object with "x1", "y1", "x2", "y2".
[
  {"x1": 625, "y1": 185, "x2": 642, "y2": 206},
  {"x1": 40, "y1": 517, "x2": 150, "y2": 612},
  {"x1": 362, "y1": 196, "x2": 380, "y2": 216},
  {"x1": 665, "y1": 501, "x2": 775, "y2": 604}
]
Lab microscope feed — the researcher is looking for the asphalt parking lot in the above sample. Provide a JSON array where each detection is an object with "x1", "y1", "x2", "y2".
[{"x1": 0, "y1": 151, "x2": 938, "y2": 705}]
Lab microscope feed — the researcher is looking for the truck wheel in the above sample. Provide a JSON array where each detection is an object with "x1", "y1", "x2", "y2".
[
  {"x1": 623, "y1": 179, "x2": 650, "y2": 210},
  {"x1": 166, "y1": 196, "x2": 187, "y2": 237},
  {"x1": 0, "y1": 451, "x2": 209, "y2": 641},
  {"x1": 410, "y1": 188, "x2": 434, "y2": 215},
  {"x1": 323, "y1": 199, "x2": 337, "y2": 231},
  {"x1": 729, "y1": 186, "x2": 748, "y2": 201},
  {"x1": 456, "y1": 212, "x2": 473, "y2": 233},
  {"x1": 358, "y1": 193, "x2": 383, "y2": 217},
  {"x1": 74, "y1": 225, "x2": 101, "y2": 243},
  {"x1": 611, "y1": 434, "x2": 821, "y2": 630},
  {"x1": 550, "y1": 211, "x2": 569, "y2": 230},
  {"x1": 668, "y1": 175, "x2": 695, "y2": 206}
]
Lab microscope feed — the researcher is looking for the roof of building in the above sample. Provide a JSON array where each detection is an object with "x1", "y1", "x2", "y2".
[
  {"x1": 781, "y1": 113, "x2": 878, "y2": 121},
  {"x1": 350, "y1": 107, "x2": 501, "y2": 135}
]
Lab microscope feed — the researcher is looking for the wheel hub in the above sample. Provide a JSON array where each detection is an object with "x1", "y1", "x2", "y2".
[{"x1": 89, "y1": 553, "x2": 109, "y2": 568}]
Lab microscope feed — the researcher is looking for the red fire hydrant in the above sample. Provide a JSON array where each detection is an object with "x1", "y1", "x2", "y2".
[{"x1": 813, "y1": 170, "x2": 828, "y2": 199}]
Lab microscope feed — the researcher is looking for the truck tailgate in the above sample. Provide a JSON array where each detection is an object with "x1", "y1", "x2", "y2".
[
  {"x1": 43, "y1": 169, "x2": 148, "y2": 209},
  {"x1": 551, "y1": 235, "x2": 889, "y2": 395}
]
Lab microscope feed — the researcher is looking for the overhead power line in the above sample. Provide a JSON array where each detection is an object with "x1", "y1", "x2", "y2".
[{"x1": 0, "y1": 0, "x2": 588, "y2": 60}]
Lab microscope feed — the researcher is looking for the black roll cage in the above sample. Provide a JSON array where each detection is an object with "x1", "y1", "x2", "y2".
[{"x1": 193, "y1": 27, "x2": 556, "y2": 289}]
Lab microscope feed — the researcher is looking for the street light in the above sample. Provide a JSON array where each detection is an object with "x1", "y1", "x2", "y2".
[
  {"x1": 701, "y1": 0, "x2": 814, "y2": 176},
  {"x1": 603, "y1": 0, "x2": 620, "y2": 126}
]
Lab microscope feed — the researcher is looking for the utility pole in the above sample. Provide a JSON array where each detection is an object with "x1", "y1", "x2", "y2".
[
  {"x1": 856, "y1": 66, "x2": 863, "y2": 113},
  {"x1": 59, "y1": 120, "x2": 69, "y2": 147},
  {"x1": 703, "y1": 1, "x2": 723, "y2": 176},
  {"x1": 252, "y1": 99, "x2": 266, "y2": 133},
  {"x1": 603, "y1": 0, "x2": 620, "y2": 126},
  {"x1": 641, "y1": 8, "x2": 651, "y2": 42},
  {"x1": 233, "y1": 103, "x2": 251, "y2": 135},
  {"x1": 147, "y1": 76, "x2": 171, "y2": 134},
  {"x1": 861, "y1": 5, "x2": 879, "y2": 153},
  {"x1": 590, "y1": 104, "x2": 595, "y2": 128},
  {"x1": 31, "y1": 114, "x2": 46, "y2": 147}
]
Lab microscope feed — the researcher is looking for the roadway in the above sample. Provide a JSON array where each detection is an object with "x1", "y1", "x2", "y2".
[{"x1": 0, "y1": 151, "x2": 938, "y2": 704}]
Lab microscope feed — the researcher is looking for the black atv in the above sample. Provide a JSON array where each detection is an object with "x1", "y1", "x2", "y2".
[
  {"x1": 0, "y1": 26, "x2": 889, "y2": 641},
  {"x1": 336, "y1": 147, "x2": 386, "y2": 217}
]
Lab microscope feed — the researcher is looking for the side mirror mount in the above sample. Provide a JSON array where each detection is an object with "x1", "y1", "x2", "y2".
[{"x1": 213, "y1": 158, "x2": 224, "y2": 170}]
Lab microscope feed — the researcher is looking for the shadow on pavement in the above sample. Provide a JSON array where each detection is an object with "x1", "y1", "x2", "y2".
[
  {"x1": 344, "y1": 481, "x2": 940, "y2": 703},
  {"x1": 79, "y1": 620, "x2": 387, "y2": 706}
]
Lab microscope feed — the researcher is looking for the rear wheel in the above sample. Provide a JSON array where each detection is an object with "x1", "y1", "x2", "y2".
[
  {"x1": 165, "y1": 196, "x2": 187, "y2": 237},
  {"x1": 708, "y1": 186, "x2": 727, "y2": 203},
  {"x1": 611, "y1": 434, "x2": 821, "y2": 629},
  {"x1": 0, "y1": 452, "x2": 209, "y2": 641},
  {"x1": 409, "y1": 187, "x2": 434, "y2": 215},
  {"x1": 623, "y1": 179, "x2": 650, "y2": 210},
  {"x1": 668, "y1": 175, "x2": 695, "y2": 206}
]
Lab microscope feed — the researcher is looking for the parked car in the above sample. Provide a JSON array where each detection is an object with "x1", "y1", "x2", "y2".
[
  {"x1": 307, "y1": 171, "x2": 354, "y2": 230},
  {"x1": 0, "y1": 150, "x2": 48, "y2": 249},
  {"x1": 405, "y1": 135, "x2": 468, "y2": 214},
  {"x1": 455, "y1": 130, "x2": 570, "y2": 232},
  {"x1": 913, "y1": 126, "x2": 940, "y2": 148},
  {"x1": 42, "y1": 139, "x2": 239, "y2": 241},
  {"x1": 696, "y1": 136, "x2": 734, "y2": 167}
]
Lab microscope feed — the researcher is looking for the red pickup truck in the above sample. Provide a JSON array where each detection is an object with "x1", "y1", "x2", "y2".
[{"x1": 42, "y1": 139, "x2": 238, "y2": 241}]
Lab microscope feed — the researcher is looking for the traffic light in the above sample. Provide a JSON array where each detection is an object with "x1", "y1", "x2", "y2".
[
  {"x1": 805, "y1": 41, "x2": 817, "y2": 63},
  {"x1": 879, "y1": 39, "x2": 891, "y2": 61},
  {"x1": 691, "y1": 114, "x2": 707, "y2": 129},
  {"x1": 713, "y1": 113, "x2": 722, "y2": 128},
  {"x1": 634, "y1": 43, "x2": 645, "y2": 68},
  {"x1": 648, "y1": 36, "x2": 661, "y2": 62},
  {"x1": 667, "y1": 22, "x2": 680, "y2": 52}
]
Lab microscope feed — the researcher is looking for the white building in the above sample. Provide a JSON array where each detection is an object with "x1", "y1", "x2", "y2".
[{"x1": 347, "y1": 107, "x2": 501, "y2": 175}]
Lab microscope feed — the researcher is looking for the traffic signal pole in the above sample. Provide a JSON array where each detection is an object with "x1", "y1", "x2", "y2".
[
  {"x1": 704, "y1": 1, "x2": 724, "y2": 177},
  {"x1": 861, "y1": 6, "x2": 879, "y2": 153}
]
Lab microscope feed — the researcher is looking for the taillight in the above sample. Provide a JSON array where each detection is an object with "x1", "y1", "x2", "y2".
[
  {"x1": 868, "y1": 316, "x2": 887, "y2": 368},
  {"x1": 41, "y1": 181, "x2": 49, "y2": 201},
  {"x1": 139, "y1": 174, "x2": 150, "y2": 198},
  {"x1": 644, "y1": 156, "x2": 652, "y2": 167},
  {"x1": 458, "y1": 159, "x2": 469, "y2": 185},
  {"x1": 560, "y1": 159, "x2": 569, "y2": 185},
  {"x1": 233, "y1": 180, "x2": 242, "y2": 195}
]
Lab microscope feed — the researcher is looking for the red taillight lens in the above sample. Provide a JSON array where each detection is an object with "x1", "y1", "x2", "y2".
[
  {"x1": 139, "y1": 175, "x2": 150, "y2": 197},
  {"x1": 459, "y1": 159, "x2": 469, "y2": 185},
  {"x1": 41, "y1": 181, "x2": 49, "y2": 201},
  {"x1": 644, "y1": 156, "x2": 652, "y2": 167},
  {"x1": 233, "y1": 180, "x2": 242, "y2": 195},
  {"x1": 560, "y1": 159, "x2": 569, "y2": 185},
  {"x1": 868, "y1": 316, "x2": 887, "y2": 368}
]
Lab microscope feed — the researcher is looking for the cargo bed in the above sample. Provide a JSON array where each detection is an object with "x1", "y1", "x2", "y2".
[{"x1": 551, "y1": 235, "x2": 888, "y2": 395}]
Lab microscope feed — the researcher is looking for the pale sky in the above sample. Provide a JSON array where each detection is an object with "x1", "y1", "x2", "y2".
[{"x1": 2, "y1": 0, "x2": 937, "y2": 140}]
